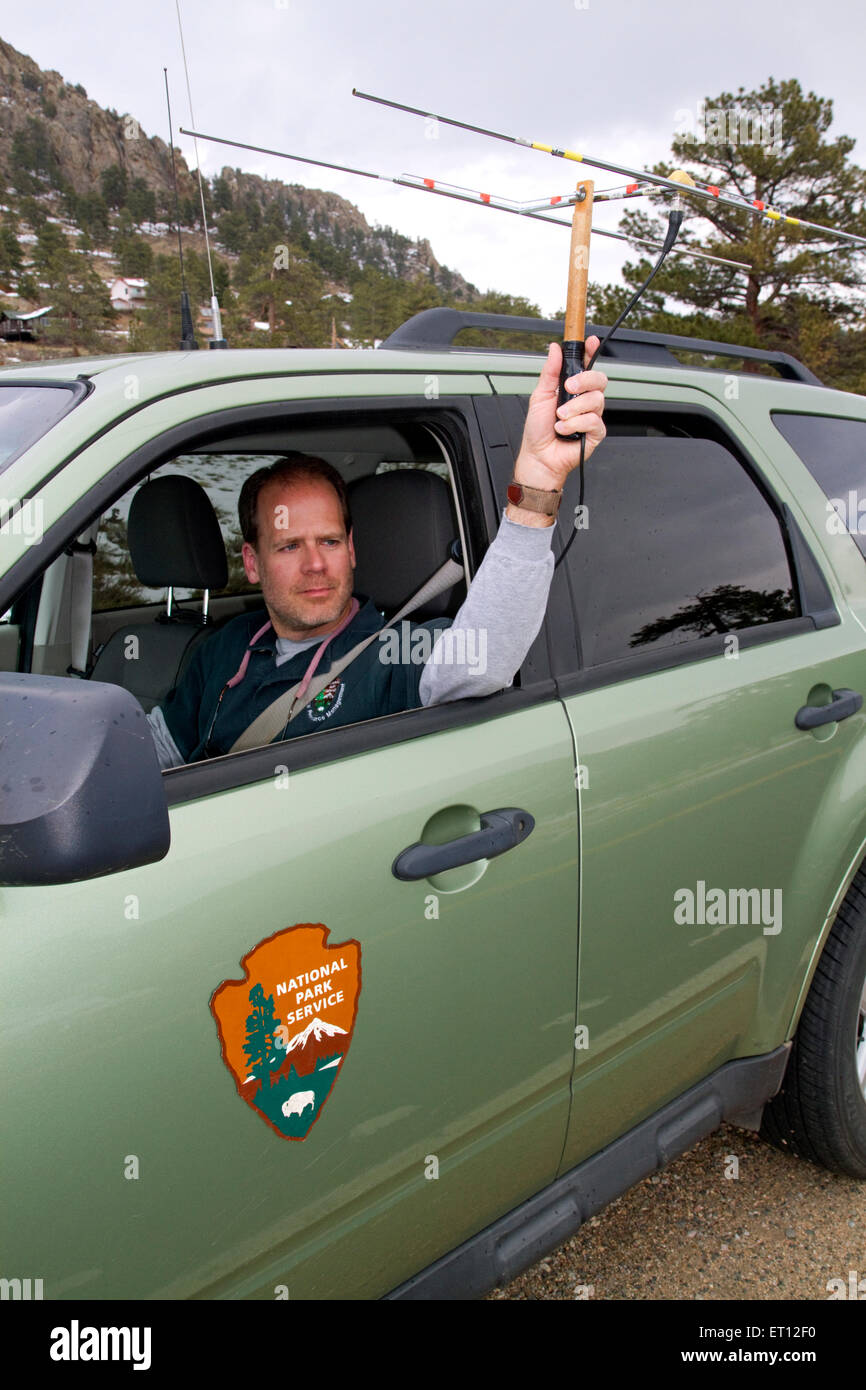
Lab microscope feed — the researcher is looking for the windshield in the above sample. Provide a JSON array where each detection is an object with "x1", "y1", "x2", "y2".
[{"x1": 0, "y1": 382, "x2": 87, "y2": 475}]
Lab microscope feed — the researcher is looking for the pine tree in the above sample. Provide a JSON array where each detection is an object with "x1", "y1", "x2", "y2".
[
  {"x1": 100, "y1": 164, "x2": 128, "y2": 211},
  {"x1": 114, "y1": 235, "x2": 154, "y2": 278},
  {"x1": 71, "y1": 192, "x2": 111, "y2": 245},
  {"x1": 0, "y1": 222, "x2": 24, "y2": 282},
  {"x1": 211, "y1": 175, "x2": 233, "y2": 213},
  {"x1": 127, "y1": 179, "x2": 157, "y2": 227},
  {"x1": 33, "y1": 224, "x2": 113, "y2": 348},
  {"x1": 605, "y1": 79, "x2": 866, "y2": 384},
  {"x1": 242, "y1": 984, "x2": 281, "y2": 1090},
  {"x1": 232, "y1": 237, "x2": 331, "y2": 347}
]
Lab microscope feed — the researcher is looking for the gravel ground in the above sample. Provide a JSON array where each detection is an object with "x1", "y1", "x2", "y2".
[{"x1": 489, "y1": 1124, "x2": 866, "y2": 1301}]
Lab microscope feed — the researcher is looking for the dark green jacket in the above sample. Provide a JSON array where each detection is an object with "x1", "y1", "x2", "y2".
[{"x1": 160, "y1": 598, "x2": 448, "y2": 762}]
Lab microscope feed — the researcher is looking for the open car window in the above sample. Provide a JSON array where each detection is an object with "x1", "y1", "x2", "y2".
[{"x1": 18, "y1": 408, "x2": 475, "y2": 770}]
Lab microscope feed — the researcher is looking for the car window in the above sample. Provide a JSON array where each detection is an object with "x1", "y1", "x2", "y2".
[
  {"x1": 772, "y1": 412, "x2": 866, "y2": 559},
  {"x1": 559, "y1": 432, "x2": 798, "y2": 668},
  {"x1": 92, "y1": 450, "x2": 456, "y2": 614},
  {"x1": 15, "y1": 405, "x2": 482, "y2": 770}
]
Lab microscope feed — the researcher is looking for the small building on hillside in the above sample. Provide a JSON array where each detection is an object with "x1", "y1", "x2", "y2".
[
  {"x1": 0, "y1": 306, "x2": 53, "y2": 341},
  {"x1": 108, "y1": 278, "x2": 148, "y2": 312}
]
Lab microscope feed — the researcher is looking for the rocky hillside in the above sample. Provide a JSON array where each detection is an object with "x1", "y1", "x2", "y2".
[
  {"x1": 0, "y1": 36, "x2": 554, "y2": 362},
  {"x1": 0, "y1": 30, "x2": 470, "y2": 294},
  {"x1": 0, "y1": 37, "x2": 193, "y2": 201}
]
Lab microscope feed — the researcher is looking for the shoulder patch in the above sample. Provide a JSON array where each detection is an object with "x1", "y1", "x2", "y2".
[{"x1": 306, "y1": 677, "x2": 345, "y2": 722}]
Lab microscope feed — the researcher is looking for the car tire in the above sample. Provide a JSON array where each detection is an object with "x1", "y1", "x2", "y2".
[{"x1": 761, "y1": 864, "x2": 866, "y2": 1178}]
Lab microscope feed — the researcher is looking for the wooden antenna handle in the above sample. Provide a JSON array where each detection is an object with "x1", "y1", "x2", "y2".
[{"x1": 559, "y1": 179, "x2": 594, "y2": 406}]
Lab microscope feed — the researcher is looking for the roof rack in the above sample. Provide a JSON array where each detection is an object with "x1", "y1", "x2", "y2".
[{"x1": 381, "y1": 309, "x2": 821, "y2": 385}]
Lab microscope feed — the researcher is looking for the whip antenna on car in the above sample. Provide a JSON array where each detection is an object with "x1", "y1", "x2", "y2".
[
  {"x1": 163, "y1": 69, "x2": 198, "y2": 351},
  {"x1": 174, "y1": 0, "x2": 227, "y2": 348}
]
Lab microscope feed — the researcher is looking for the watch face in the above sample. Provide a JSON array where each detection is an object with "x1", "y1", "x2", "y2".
[{"x1": 507, "y1": 484, "x2": 524, "y2": 506}]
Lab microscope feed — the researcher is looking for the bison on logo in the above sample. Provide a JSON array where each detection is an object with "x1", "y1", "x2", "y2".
[{"x1": 210, "y1": 924, "x2": 361, "y2": 1140}]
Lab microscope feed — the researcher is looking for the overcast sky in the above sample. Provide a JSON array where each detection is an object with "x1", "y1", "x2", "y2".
[{"x1": 1, "y1": 0, "x2": 863, "y2": 316}]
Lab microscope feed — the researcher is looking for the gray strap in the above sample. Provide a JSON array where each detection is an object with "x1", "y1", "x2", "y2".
[
  {"x1": 67, "y1": 524, "x2": 99, "y2": 677},
  {"x1": 228, "y1": 556, "x2": 464, "y2": 755}
]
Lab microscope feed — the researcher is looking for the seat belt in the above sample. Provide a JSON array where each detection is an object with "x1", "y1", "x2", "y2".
[
  {"x1": 228, "y1": 550, "x2": 465, "y2": 755},
  {"x1": 66, "y1": 524, "x2": 100, "y2": 677}
]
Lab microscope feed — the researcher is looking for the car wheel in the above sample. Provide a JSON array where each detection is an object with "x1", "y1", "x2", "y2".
[{"x1": 761, "y1": 864, "x2": 866, "y2": 1178}]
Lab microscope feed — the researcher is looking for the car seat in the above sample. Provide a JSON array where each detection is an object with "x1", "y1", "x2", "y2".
[{"x1": 88, "y1": 475, "x2": 228, "y2": 711}]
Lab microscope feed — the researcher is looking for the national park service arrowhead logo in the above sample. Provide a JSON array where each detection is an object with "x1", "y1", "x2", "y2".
[{"x1": 210, "y1": 924, "x2": 361, "y2": 1141}]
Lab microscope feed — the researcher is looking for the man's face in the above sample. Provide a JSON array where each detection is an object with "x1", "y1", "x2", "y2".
[{"x1": 242, "y1": 477, "x2": 356, "y2": 640}]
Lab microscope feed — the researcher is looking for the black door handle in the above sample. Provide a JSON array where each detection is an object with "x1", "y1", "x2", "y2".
[
  {"x1": 795, "y1": 688, "x2": 863, "y2": 730},
  {"x1": 392, "y1": 807, "x2": 535, "y2": 881}
]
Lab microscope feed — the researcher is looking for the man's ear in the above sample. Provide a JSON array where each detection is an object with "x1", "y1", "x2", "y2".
[
  {"x1": 347, "y1": 527, "x2": 356, "y2": 570},
  {"x1": 241, "y1": 541, "x2": 260, "y2": 585}
]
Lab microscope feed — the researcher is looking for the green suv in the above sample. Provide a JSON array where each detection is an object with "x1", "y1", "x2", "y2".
[{"x1": 2, "y1": 309, "x2": 866, "y2": 1300}]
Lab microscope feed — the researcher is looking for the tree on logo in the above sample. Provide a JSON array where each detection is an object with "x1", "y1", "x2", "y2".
[{"x1": 243, "y1": 984, "x2": 282, "y2": 1090}]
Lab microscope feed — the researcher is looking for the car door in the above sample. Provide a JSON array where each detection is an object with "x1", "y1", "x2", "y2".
[
  {"x1": 0, "y1": 366, "x2": 580, "y2": 1300},
  {"x1": 483, "y1": 376, "x2": 866, "y2": 1174},
  {"x1": 553, "y1": 390, "x2": 866, "y2": 1171}
]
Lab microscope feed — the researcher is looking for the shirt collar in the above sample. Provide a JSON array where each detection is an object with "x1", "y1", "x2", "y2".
[{"x1": 246, "y1": 595, "x2": 382, "y2": 662}]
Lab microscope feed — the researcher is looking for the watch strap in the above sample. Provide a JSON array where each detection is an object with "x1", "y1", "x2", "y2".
[{"x1": 506, "y1": 481, "x2": 563, "y2": 517}]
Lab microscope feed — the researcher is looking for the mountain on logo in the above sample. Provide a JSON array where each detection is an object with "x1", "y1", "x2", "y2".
[
  {"x1": 285, "y1": 1016, "x2": 348, "y2": 1053},
  {"x1": 276, "y1": 1015, "x2": 349, "y2": 1080}
]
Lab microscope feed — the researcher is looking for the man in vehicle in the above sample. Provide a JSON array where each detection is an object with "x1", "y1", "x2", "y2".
[{"x1": 146, "y1": 340, "x2": 608, "y2": 768}]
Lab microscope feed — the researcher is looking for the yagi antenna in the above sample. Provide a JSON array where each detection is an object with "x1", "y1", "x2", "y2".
[
  {"x1": 351, "y1": 88, "x2": 866, "y2": 252},
  {"x1": 178, "y1": 126, "x2": 752, "y2": 273},
  {"x1": 175, "y1": 0, "x2": 227, "y2": 347}
]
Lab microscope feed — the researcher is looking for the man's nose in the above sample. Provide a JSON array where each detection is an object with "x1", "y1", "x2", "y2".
[{"x1": 300, "y1": 543, "x2": 326, "y2": 570}]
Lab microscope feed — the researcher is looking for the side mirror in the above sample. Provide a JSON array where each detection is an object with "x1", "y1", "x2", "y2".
[{"x1": 0, "y1": 674, "x2": 170, "y2": 885}]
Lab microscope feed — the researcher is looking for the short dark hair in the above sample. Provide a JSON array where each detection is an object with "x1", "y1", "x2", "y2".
[{"x1": 238, "y1": 452, "x2": 352, "y2": 547}]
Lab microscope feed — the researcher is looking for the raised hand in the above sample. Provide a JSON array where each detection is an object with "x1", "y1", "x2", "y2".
[{"x1": 514, "y1": 337, "x2": 608, "y2": 495}]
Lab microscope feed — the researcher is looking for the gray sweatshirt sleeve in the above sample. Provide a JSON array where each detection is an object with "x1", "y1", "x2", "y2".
[
  {"x1": 146, "y1": 704, "x2": 185, "y2": 770},
  {"x1": 418, "y1": 511, "x2": 555, "y2": 706}
]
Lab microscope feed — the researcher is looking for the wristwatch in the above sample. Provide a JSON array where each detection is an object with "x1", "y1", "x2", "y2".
[{"x1": 506, "y1": 480, "x2": 563, "y2": 517}]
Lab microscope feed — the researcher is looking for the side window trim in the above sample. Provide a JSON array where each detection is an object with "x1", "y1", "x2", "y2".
[
  {"x1": 782, "y1": 504, "x2": 841, "y2": 631},
  {"x1": 555, "y1": 616, "x2": 816, "y2": 698}
]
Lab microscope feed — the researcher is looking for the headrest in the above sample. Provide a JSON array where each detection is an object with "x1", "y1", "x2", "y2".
[
  {"x1": 127, "y1": 476, "x2": 228, "y2": 591},
  {"x1": 348, "y1": 470, "x2": 464, "y2": 618}
]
